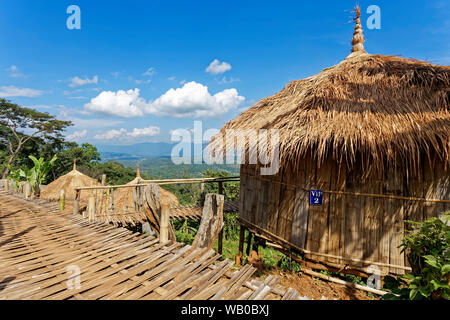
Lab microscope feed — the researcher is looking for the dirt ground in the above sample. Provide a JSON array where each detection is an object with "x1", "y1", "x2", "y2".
[{"x1": 274, "y1": 270, "x2": 377, "y2": 300}]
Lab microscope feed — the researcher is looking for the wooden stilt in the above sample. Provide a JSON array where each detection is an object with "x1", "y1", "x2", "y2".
[
  {"x1": 246, "y1": 230, "x2": 253, "y2": 256},
  {"x1": 218, "y1": 181, "x2": 224, "y2": 256},
  {"x1": 236, "y1": 226, "x2": 246, "y2": 265},
  {"x1": 218, "y1": 229, "x2": 223, "y2": 256}
]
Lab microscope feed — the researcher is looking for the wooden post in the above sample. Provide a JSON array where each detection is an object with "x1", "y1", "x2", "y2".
[
  {"x1": 4, "y1": 179, "x2": 9, "y2": 192},
  {"x1": 24, "y1": 183, "x2": 31, "y2": 199},
  {"x1": 160, "y1": 202, "x2": 170, "y2": 244},
  {"x1": 144, "y1": 183, "x2": 176, "y2": 242},
  {"x1": 101, "y1": 174, "x2": 107, "y2": 215},
  {"x1": 132, "y1": 186, "x2": 138, "y2": 211},
  {"x1": 236, "y1": 226, "x2": 246, "y2": 266},
  {"x1": 59, "y1": 190, "x2": 65, "y2": 211},
  {"x1": 192, "y1": 193, "x2": 225, "y2": 250},
  {"x1": 88, "y1": 196, "x2": 96, "y2": 222},
  {"x1": 200, "y1": 182, "x2": 205, "y2": 205},
  {"x1": 73, "y1": 189, "x2": 80, "y2": 215},
  {"x1": 109, "y1": 189, "x2": 114, "y2": 213},
  {"x1": 218, "y1": 181, "x2": 224, "y2": 256}
]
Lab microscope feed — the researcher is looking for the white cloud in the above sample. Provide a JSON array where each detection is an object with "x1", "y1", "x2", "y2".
[
  {"x1": 0, "y1": 85, "x2": 43, "y2": 97},
  {"x1": 7, "y1": 65, "x2": 26, "y2": 78},
  {"x1": 84, "y1": 88, "x2": 147, "y2": 117},
  {"x1": 83, "y1": 81, "x2": 245, "y2": 118},
  {"x1": 143, "y1": 67, "x2": 156, "y2": 77},
  {"x1": 128, "y1": 126, "x2": 160, "y2": 137},
  {"x1": 67, "y1": 130, "x2": 87, "y2": 141},
  {"x1": 168, "y1": 76, "x2": 176, "y2": 81},
  {"x1": 94, "y1": 126, "x2": 160, "y2": 140},
  {"x1": 111, "y1": 71, "x2": 120, "y2": 79},
  {"x1": 206, "y1": 59, "x2": 232, "y2": 75},
  {"x1": 69, "y1": 75, "x2": 98, "y2": 87}
]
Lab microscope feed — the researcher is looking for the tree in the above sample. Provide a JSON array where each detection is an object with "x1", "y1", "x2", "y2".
[
  {"x1": 0, "y1": 99, "x2": 72, "y2": 178},
  {"x1": 51, "y1": 142, "x2": 101, "y2": 179}
]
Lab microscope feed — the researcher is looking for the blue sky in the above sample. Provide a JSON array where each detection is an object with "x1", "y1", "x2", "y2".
[{"x1": 1, "y1": 0, "x2": 449, "y2": 146}]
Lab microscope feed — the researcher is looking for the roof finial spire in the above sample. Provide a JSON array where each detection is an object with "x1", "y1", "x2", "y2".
[
  {"x1": 73, "y1": 158, "x2": 77, "y2": 171},
  {"x1": 136, "y1": 164, "x2": 141, "y2": 178},
  {"x1": 351, "y1": 5, "x2": 366, "y2": 53}
]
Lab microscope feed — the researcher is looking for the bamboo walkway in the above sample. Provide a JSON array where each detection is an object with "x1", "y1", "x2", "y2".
[{"x1": 0, "y1": 191, "x2": 299, "y2": 300}]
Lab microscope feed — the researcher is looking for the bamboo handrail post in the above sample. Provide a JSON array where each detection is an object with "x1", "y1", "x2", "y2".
[
  {"x1": 160, "y1": 202, "x2": 170, "y2": 244},
  {"x1": 88, "y1": 196, "x2": 96, "y2": 222},
  {"x1": 73, "y1": 189, "x2": 81, "y2": 215},
  {"x1": 109, "y1": 189, "x2": 114, "y2": 214},
  {"x1": 59, "y1": 190, "x2": 65, "y2": 211}
]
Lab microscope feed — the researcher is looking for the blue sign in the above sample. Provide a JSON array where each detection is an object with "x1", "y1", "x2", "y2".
[{"x1": 310, "y1": 190, "x2": 323, "y2": 205}]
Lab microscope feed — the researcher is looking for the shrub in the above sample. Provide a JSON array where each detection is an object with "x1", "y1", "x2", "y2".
[{"x1": 384, "y1": 213, "x2": 449, "y2": 300}]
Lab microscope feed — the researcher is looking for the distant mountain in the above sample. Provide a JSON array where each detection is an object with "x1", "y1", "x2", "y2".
[
  {"x1": 96, "y1": 142, "x2": 176, "y2": 159},
  {"x1": 96, "y1": 142, "x2": 209, "y2": 161}
]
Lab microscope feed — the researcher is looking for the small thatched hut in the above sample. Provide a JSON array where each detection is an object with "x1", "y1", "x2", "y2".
[
  {"x1": 114, "y1": 165, "x2": 179, "y2": 211},
  {"x1": 211, "y1": 8, "x2": 449, "y2": 275},
  {"x1": 41, "y1": 160, "x2": 100, "y2": 200}
]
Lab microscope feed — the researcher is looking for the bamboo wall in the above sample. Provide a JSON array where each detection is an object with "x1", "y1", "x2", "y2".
[{"x1": 239, "y1": 153, "x2": 450, "y2": 275}]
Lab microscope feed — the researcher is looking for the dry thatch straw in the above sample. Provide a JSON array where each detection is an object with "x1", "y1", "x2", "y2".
[
  {"x1": 41, "y1": 160, "x2": 100, "y2": 200},
  {"x1": 114, "y1": 165, "x2": 179, "y2": 210},
  {"x1": 209, "y1": 7, "x2": 450, "y2": 175}
]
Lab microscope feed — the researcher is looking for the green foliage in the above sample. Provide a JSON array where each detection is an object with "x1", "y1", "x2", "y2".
[
  {"x1": 7, "y1": 165, "x2": 22, "y2": 190},
  {"x1": 201, "y1": 169, "x2": 240, "y2": 202},
  {"x1": 383, "y1": 214, "x2": 450, "y2": 300},
  {"x1": 223, "y1": 212, "x2": 240, "y2": 241},
  {"x1": 19, "y1": 155, "x2": 57, "y2": 196},
  {"x1": 278, "y1": 255, "x2": 302, "y2": 273}
]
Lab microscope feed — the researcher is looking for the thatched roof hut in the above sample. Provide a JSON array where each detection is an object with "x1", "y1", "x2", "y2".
[
  {"x1": 211, "y1": 7, "x2": 449, "y2": 275},
  {"x1": 114, "y1": 165, "x2": 179, "y2": 211},
  {"x1": 41, "y1": 160, "x2": 100, "y2": 200}
]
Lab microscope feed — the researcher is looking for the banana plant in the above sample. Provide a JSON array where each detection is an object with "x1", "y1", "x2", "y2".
[
  {"x1": 7, "y1": 165, "x2": 22, "y2": 190},
  {"x1": 20, "y1": 155, "x2": 57, "y2": 197}
]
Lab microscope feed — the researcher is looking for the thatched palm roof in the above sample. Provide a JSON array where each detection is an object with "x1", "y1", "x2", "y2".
[
  {"x1": 114, "y1": 165, "x2": 179, "y2": 210},
  {"x1": 210, "y1": 7, "x2": 450, "y2": 173},
  {"x1": 41, "y1": 161, "x2": 100, "y2": 200}
]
